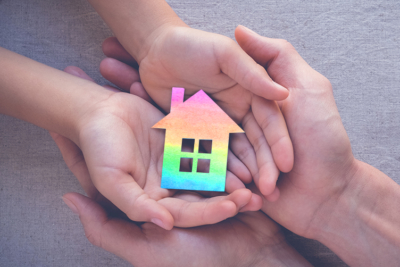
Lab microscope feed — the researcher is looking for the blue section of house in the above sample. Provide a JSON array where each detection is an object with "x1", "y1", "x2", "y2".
[{"x1": 160, "y1": 172, "x2": 225, "y2": 191}]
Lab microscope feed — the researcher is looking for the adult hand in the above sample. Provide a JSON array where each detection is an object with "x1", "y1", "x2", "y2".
[
  {"x1": 63, "y1": 191, "x2": 312, "y2": 267},
  {"x1": 235, "y1": 26, "x2": 355, "y2": 238},
  {"x1": 52, "y1": 65, "x2": 262, "y2": 230}
]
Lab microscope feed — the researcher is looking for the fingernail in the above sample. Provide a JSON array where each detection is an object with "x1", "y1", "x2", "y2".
[
  {"x1": 151, "y1": 218, "x2": 165, "y2": 229},
  {"x1": 62, "y1": 196, "x2": 79, "y2": 214}
]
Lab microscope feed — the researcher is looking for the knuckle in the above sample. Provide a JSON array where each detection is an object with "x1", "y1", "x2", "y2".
[
  {"x1": 235, "y1": 145, "x2": 252, "y2": 162},
  {"x1": 258, "y1": 115, "x2": 273, "y2": 132},
  {"x1": 252, "y1": 134, "x2": 266, "y2": 153}
]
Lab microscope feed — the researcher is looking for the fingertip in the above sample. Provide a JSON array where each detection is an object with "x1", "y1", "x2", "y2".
[
  {"x1": 130, "y1": 82, "x2": 153, "y2": 102},
  {"x1": 258, "y1": 78, "x2": 288, "y2": 101},
  {"x1": 102, "y1": 36, "x2": 138, "y2": 67},
  {"x1": 127, "y1": 198, "x2": 174, "y2": 230},
  {"x1": 103, "y1": 85, "x2": 121, "y2": 92},
  {"x1": 258, "y1": 175, "x2": 278, "y2": 197},
  {"x1": 64, "y1": 66, "x2": 94, "y2": 82},
  {"x1": 278, "y1": 155, "x2": 294, "y2": 174},
  {"x1": 221, "y1": 200, "x2": 239, "y2": 216},
  {"x1": 265, "y1": 187, "x2": 280, "y2": 202},
  {"x1": 231, "y1": 188, "x2": 253, "y2": 211},
  {"x1": 62, "y1": 193, "x2": 79, "y2": 215},
  {"x1": 239, "y1": 193, "x2": 263, "y2": 212},
  {"x1": 271, "y1": 136, "x2": 294, "y2": 173},
  {"x1": 235, "y1": 25, "x2": 258, "y2": 44},
  {"x1": 100, "y1": 57, "x2": 140, "y2": 92},
  {"x1": 101, "y1": 37, "x2": 117, "y2": 54},
  {"x1": 151, "y1": 217, "x2": 173, "y2": 231},
  {"x1": 273, "y1": 81, "x2": 290, "y2": 100}
]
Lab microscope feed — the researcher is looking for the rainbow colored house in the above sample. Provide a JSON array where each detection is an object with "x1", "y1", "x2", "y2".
[{"x1": 152, "y1": 87, "x2": 244, "y2": 191}]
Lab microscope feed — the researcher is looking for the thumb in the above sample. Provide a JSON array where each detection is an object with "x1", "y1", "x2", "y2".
[
  {"x1": 62, "y1": 192, "x2": 109, "y2": 249},
  {"x1": 235, "y1": 25, "x2": 317, "y2": 88},
  {"x1": 215, "y1": 34, "x2": 289, "y2": 101},
  {"x1": 62, "y1": 192, "x2": 150, "y2": 264}
]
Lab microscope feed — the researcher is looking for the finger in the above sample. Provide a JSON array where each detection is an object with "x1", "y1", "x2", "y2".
[
  {"x1": 93, "y1": 168, "x2": 174, "y2": 230},
  {"x1": 265, "y1": 187, "x2": 280, "y2": 202},
  {"x1": 103, "y1": 85, "x2": 121, "y2": 93},
  {"x1": 214, "y1": 37, "x2": 288, "y2": 101},
  {"x1": 225, "y1": 170, "x2": 246, "y2": 193},
  {"x1": 239, "y1": 193, "x2": 263, "y2": 212},
  {"x1": 102, "y1": 37, "x2": 138, "y2": 67},
  {"x1": 64, "y1": 65, "x2": 120, "y2": 93},
  {"x1": 251, "y1": 96, "x2": 294, "y2": 173},
  {"x1": 235, "y1": 25, "x2": 317, "y2": 89},
  {"x1": 100, "y1": 57, "x2": 140, "y2": 91},
  {"x1": 100, "y1": 58, "x2": 153, "y2": 102},
  {"x1": 242, "y1": 112, "x2": 280, "y2": 196},
  {"x1": 129, "y1": 82, "x2": 153, "y2": 103},
  {"x1": 50, "y1": 132, "x2": 98, "y2": 198},
  {"x1": 62, "y1": 192, "x2": 152, "y2": 264},
  {"x1": 227, "y1": 149, "x2": 252, "y2": 184},
  {"x1": 248, "y1": 181, "x2": 281, "y2": 203},
  {"x1": 158, "y1": 188, "x2": 253, "y2": 227},
  {"x1": 63, "y1": 66, "x2": 95, "y2": 82},
  {"x1": 229, "y1": 132, "x2": 259, "y2": 179}
]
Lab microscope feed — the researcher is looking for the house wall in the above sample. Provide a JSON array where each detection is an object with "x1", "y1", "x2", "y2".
[{"x1": 160, "y1": 130, "x2": 230, "y2": 191}]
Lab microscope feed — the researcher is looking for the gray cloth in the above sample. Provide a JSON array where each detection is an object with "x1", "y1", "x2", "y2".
[{"x1": 0, "y1": 0, "x2": 399, "y2": 266}]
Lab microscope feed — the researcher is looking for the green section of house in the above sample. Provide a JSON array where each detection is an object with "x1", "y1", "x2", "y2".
[{"x1": 160, "y1": 140, "x2": 228, "y2": 191}]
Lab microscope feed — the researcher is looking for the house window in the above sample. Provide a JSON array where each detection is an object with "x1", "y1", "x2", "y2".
[
  {"x1": 196, "y1": 159, "x2": 210, "y2": 173},
  {"x1": 198, "y1": 139, "x2": 212, "y2": 154},
  {"x1": 181, "y1": 138, "x2": 195, "y2": 152},
  {"x1": 179, "y1": 157, "x2": 193, "y2": 172},
  {"x1": 179, "y1": 139, "x2": 212, "y2": 173}
]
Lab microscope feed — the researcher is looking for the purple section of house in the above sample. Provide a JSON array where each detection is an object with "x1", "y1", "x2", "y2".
[{"x1": 170, "y1": 87, "x2": 185, "y2": 112}]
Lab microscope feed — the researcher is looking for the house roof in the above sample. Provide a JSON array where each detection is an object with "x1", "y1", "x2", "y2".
[{"x1": 152, "y1": 89, "x2": 244, "y2": 135}]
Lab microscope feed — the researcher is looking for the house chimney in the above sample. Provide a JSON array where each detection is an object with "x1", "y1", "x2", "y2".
[{"x1": 170, "y1": 87, "x2": 185, "y2": 112}]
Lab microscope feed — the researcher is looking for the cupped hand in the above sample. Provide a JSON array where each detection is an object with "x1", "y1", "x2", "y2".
[
  {"x1": 235, "y1": 26, "x2": 356, "y2": 238},
  {"x1": 51, "y1": 65, "x2": 262, "y2": 230},
  {"x1": 102, "y1": 30, "x2": 294, "y2": 199},
  {"x1": 62, "y1": 191, "x2": 311, "y2": 267}
]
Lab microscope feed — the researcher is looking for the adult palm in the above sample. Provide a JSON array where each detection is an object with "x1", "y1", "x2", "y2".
[
  {"x1": 235, "y1": 26, "x2": 356, "y2": 238},
  {"x1": 63, "y1": 191, "x2": 312, "y2": 267}
]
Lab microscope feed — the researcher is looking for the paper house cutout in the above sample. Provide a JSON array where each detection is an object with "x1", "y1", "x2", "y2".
[{"x1": 152, "y1": 87, "x2": 244, "y2": 191}]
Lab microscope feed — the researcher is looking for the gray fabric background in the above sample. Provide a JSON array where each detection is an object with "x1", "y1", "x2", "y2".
[{"x1": 0, "y1": 0, "x2": 399, "y2": 266}]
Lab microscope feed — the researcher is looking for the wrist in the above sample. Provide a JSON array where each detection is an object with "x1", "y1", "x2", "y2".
[
  {"x1": 314, "y1": 159, "x2": 400, "y2": 265},
  {"x1": 135, "y1": 19, "x2": 188, "y2": 64},
  {"x1": 68, "y1": 82, "x2": 115, "y2": 146},
  {"x1": 0, "y1": 47, "x2": 114, "y2": 145},
  {"x1": 87, "y1": 0, "x2": 187, "y2": 64}
]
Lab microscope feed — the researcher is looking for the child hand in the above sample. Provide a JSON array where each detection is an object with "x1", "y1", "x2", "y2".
[{"x1": 51, "y1": 66, "x2": 262, "y2": 230}]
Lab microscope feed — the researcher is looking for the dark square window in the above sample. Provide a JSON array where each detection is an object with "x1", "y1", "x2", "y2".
[
  {"x1": 181, "y1": 138, "x2": 195, "y2": 153},
  {"x1": 198, "y1": 139, "x2": 212, "y2": 154},
  {"x1": 196, "y1": 159, "x2": 210, "y2": 173},
  {"x1": 179, "y1": 157, "x2": 193, "y2": 172}
]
